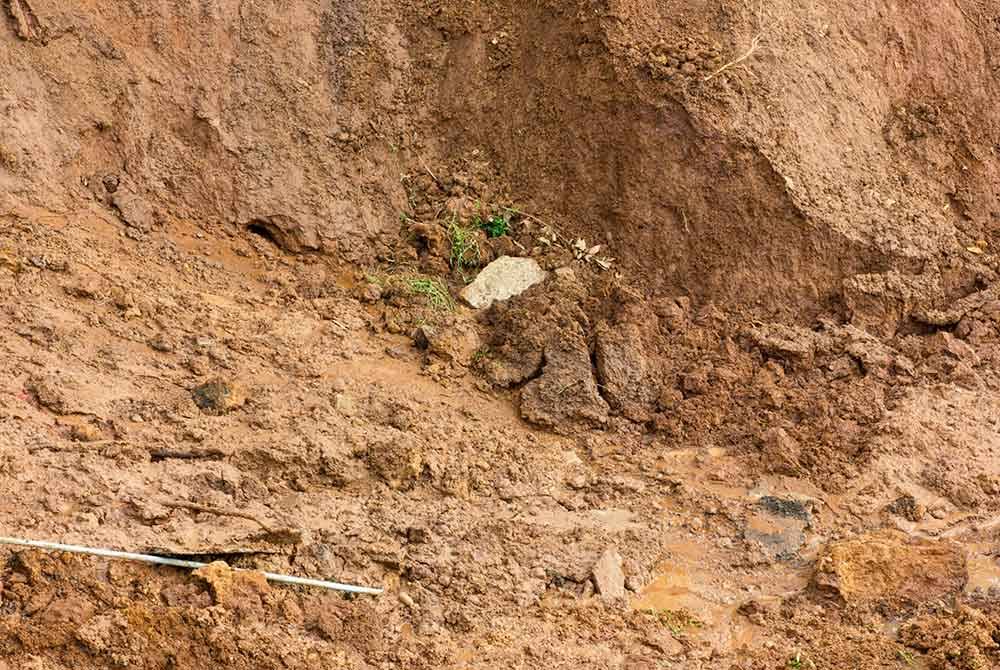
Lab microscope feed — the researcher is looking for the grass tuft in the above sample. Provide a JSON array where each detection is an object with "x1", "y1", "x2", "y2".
[
  {"x1": 448, "y1": 219, "x2": 480, "y2": 273},
  {"x1": 406, "y1": 276, "x2": 454, "y2": 311}
]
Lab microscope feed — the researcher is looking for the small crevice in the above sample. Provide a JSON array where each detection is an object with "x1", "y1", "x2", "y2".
[{"x1": 246, "y1": 220, "x2": 284, "y2": 248}]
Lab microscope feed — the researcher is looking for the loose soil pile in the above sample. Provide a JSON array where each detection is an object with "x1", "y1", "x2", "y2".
[{"x1": 3, "y1": 0, "x2": 1000, "y2": 667}]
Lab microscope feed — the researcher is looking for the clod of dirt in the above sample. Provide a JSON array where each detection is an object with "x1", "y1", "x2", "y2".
[
  {"x1": 478, "y1": 278, "x2": 590, "y2": 388},
  {"x1": 520, "y1": 338, "x2": 609, "y2": 431},
  {"x1": 842, "y1": 270, "x2": 943, "y2": 338},
  {"x1": 147, "y1": 333, "x2": 174, "y2": 352},
  {"x1": 812, "y1": 531, "x2": 967, "y2": 608},
  {"x1": 412, "y1": 321, "x2": 481, "y2": 365},
  {"x1": 759, "y1": 427, "x2": 803, "y2": 476},
  {"x1": 594, "y1": 320, "x2": 657, "y2": 422},
  {"x1": 111, "y1": 188, "x2": 155, "y2": 233},
  {"x1": 591, "y1": 547, "x2": 626, "y2": 602},
  {"x1": 26, "y1": 377, "x2": 72, "y2": 415},
  {"x1": 746, "y1": 324, "x2": 821, "y2": 369},
  {"x1": 408, "y1": 222, "x2": 450, "y2": 273},
  {"x1": 191, "y1": 379, "x2": 248, "y2": 415},
  {"x1": 364, "y1": 434, "x2": 425, "y2": 490},
  {"x1": 69, "y1": 423, "x2": 104, "y2": 443},
  {"x1": 192, "y1": 561, "x2": 270, "y2": 611},
  {"x1": 460, "y1": 256, "x2": 547, "y2": 309}
]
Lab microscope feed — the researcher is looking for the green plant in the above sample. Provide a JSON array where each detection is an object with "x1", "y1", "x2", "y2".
[
  {"x1": 477, "y1": 209, "x2": 513, "y2": 238},
  {"x1": 896, "y1": 649, "x2": 915, "y2": 666},
  {"x1": 788, "y1": 652, "x2": 814, "y2": 669},
  {"x1": 448, "y1": 219, "x2": 479, "y2": 272},
  {"x1": 406, "y1": 276, "x2": 454, "y2": 310}
]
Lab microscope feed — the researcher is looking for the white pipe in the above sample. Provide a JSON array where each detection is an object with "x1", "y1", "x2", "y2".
[{"x1": 0, "y1": 536, "x2": 382, "y2": 595}]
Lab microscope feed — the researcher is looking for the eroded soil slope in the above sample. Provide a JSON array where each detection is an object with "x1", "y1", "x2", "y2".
[{"x1": 4, "y1": 0, "x2": 1000, "y2": 668}]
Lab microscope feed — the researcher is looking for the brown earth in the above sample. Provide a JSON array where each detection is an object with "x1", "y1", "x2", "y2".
[{"x1": 4, "y1": 0, "x2": 1000, "y2": 668}]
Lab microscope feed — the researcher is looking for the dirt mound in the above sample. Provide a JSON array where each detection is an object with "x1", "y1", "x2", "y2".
[{"x1": 901, "y1": 605, "x2": 1000, "y2": 670}]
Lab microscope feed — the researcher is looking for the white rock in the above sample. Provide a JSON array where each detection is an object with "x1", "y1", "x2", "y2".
[
  {"x1": 591, "y1": 547, "x2": 626, "y2": 601},
  {"x1": 459, "y1": 256, "x2": 548, "y2": 309}
]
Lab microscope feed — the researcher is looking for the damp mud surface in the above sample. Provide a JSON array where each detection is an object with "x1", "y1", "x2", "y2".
[{"x1": 4, "y1": 1, "x2": 1000, "y2": 668}]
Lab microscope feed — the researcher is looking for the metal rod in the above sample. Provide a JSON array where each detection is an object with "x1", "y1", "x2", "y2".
[{"x1": 0, "y1": 536, "x2": 382, "y2": 595}]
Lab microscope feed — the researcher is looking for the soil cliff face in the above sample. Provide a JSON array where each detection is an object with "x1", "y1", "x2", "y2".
[
  {"x1": 6, "y1": 1, "x2": 1000, "y2": 315},
  {"x1": 2, "y1": 0, "x2": 414, "y2": 259},
  {"x1": 419, "y1": 0, "x2": 1000, "y2": 317}
]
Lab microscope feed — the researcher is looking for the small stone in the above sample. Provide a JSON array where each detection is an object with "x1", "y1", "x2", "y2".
[
  {"x1": 63, "y1": 278, "x2": 101, "y2": 300},
  {"x1": 758, "y1": 496, "x2": 812, "y2": 522},
  {"x1": 553, "y1": 266, "x2": 576, "y2": 281},
  {"x1": 130, "y1": 414, "x2": 144, "y2": 423},
  {"x1": 148, "y1": 334, "x2": 174, "y2": 352},
  {"x1": 334, "y1": 393, "x2": 356, "y2": 416},
  {"x1": 886, "y1": 494, "x2": 925, "y2": 522},
  {"x1": 412, "y1": 325, "x2": 435, "y2": 350},
  {"x1": 826, "y1": 355, "x2": 857, "y2": 379},
  {"x1": 591, "y1": 547, "x2": 626, "y2": 601},
  {"x1": 70, "y1": 423, "x2": 103, "y2": 443},
  {"x1": 191, "y1": 379, "x2": 248, "y2": 415},
  {"x1": 359, "y1": 283, "x2": 382, "y2": 303},
  {"x1": 893, "y1": 355, "x2": 916, "y2": 376},
  {"x1": 459, "y1": 256, "x2": 548, "y2": 309}
]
